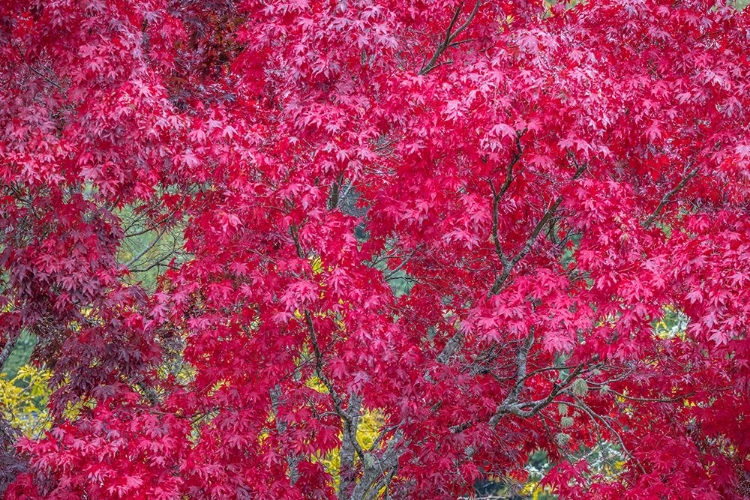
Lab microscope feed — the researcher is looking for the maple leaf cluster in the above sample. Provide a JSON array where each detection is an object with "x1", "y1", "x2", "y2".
[{"x1": 0, "y1": 0, "x2": 749, "y2": 498}]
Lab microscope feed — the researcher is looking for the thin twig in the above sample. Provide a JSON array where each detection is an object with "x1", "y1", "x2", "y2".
[{"x1": 568, "y1": 397, "x2": 647, "y2": 475}]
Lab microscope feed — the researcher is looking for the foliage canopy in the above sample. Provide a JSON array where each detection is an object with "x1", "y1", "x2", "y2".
[{"x1": 0, "y1": 0, "x2": 749, "y2": 498}]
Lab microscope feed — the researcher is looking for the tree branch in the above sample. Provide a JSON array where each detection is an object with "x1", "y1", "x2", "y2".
[
  {"x1": 568, "y1": 397, "x2": 646, "y2": 475},
  {"x1": 436, "y1": 138, "x2": 526, "y2": 364},
  {"x1": 419, "y1": 0, "x2": 481, "y2": 76},
  {"x1": 490, "y1": 364, "x2": 586, "y2": 427},
  {"x1": 123, "y1": 223, "x2": 171, "y2": 268},
  {"x1": 338, "y1": 393, "x2": 362, "y2": 499},
  {"x1": 349, "y1": 429, "x2": 404, "y2": 500},
  {"x1": 489, "y1": 131, "x2": 524, "y2": 267},
  {"x1": 304, "y1": 310, "x2": 366, "y2": 464},
  {"x1": 383, "y1": 249, "x2": 415, "y2": 280},
  {"x1": 643, "y1": 163, "x2": 699, "y2": 228},
  {"x1": 606, "y1": 389, "x2": 695, "y2": 404},
  {"x1": 270, "y1": 386, "x2": 301, "y2": 485},
  {"x1": 0, "y1": 334, "x2": 19, "y2": 373},
  {"x1": 489, "y1": 160, "x2": 586, "y2": 295}
]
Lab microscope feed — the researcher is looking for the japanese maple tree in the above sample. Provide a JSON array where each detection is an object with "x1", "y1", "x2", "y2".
[{"x1": 1, "y1": 0, "x2": 749, "y2": 498}]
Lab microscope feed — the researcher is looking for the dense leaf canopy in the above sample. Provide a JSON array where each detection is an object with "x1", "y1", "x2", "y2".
[{"x1": 0, "y1": 0, "x2": 749, "y2": 498}]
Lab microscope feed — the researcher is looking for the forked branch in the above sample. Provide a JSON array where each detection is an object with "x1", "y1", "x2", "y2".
[
  {"x1": 419, "y1": 0, "x2": 482, "y2": 75},
  {"x1": 643, "y1": 163, "x2": 699, "y2": 228},
  {"x1": 489, "y1": 160, "x2": 586, "y2": 295}
]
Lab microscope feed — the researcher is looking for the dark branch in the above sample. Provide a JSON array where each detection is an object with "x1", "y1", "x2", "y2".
[
  {"x1": 643, "y1": 164, "x2": 699, "y2": 228},
  {"x1": 270, "y1": 386, "x2": 301, "y2": 485},
  {"x1": 489, "y1": 160, "x2": 586, "y2": 295},
  {"x1": 304, "y1": 310, "x2": 366, "y2": 463},
  {"x1": 0, "y1": 334, "x2": 19, "y2": 372},
  {"x1": 419, "y1": 0, "x2": 481, "y2": 76},
  {"x1": 569, "y1": 397, "x2": 647, "y2": 475}
]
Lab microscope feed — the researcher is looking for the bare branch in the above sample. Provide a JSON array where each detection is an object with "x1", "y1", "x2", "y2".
[
  {"x1": 505, "y1": 330, "x2": 535, "y2": 406},
  {"x1": 123, "y1": 224, "x2": 171, "y2": 268},
  {"x1": 270, "y1": 386, "x2": 301, "y2": 485},
  {"x1": 349, "y1": 429, "x2": 405, "y2": 500},
  {"x1": 338, "y1": 393, "x2": 362, "y2": 499},
  {"x1": 304, "y1": 310, "x2": 366, "y2": 463},
  {"x1": 489, "y1": 131, "x2": 524, "y2": 267},
  {"x1": 605, "y1": 389, "x2": 695, "y2": 404},
  {"x1": 436, "y1": 137, "x2": 525, "y2": 364},
  {"x1": 489, "y1": 160, "x2": 586, "y2": 295},
  {"x1": 643, "y1": 164, "x2": 699, "y2": 228},
  {"x1": 0, "y1": 334, "x2": 19, "y2": 372},
  {"x1": 13, "y1": 44, "x2": 65, "y2": 92},
  {"x1": 383, "y1": 249, "x2": 416, "y2": 280},
  {"x1": 328, "y1": 173, "x2": 345, "y2": 210},
  {"x1": 419, "y1": 0, "x2": 481, "y2": 76},
  {"x1": 436, "y1": 330, "x2": 464, "y2": 364},
  {"x1": 490, "y1": 364, "x2": 586, "y2": 427},
  {"x1": 363, "y1": 468, "x2": 396, "y2": 500},
  {"x1": 568, "y1": 397, "x2": 646, "y2": 475}
]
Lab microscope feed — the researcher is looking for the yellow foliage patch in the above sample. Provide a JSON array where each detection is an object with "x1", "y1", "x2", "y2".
[{"x1": 0, "y1": 364, "x2": 52, "y2": 438}]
